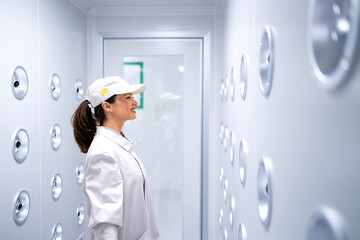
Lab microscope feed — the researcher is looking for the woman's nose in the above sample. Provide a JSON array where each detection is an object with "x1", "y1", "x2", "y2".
[{"x1": 133, "y1": 99, "x2": 138, "y2": 106}]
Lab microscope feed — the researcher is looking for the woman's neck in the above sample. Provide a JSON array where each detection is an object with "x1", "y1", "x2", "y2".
[{"x1": 102, "y1": 120, "x2": 125, "y2": 135}]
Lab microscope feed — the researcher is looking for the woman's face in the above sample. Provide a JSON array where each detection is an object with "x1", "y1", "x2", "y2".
[{"x1": 109, "y1": 93, "x2": 138, "y2": 121}]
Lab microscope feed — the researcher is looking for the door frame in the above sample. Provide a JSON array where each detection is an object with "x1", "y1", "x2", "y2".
[{"x1": 91, "y1": 30, "x2": 211, "y2": 240}]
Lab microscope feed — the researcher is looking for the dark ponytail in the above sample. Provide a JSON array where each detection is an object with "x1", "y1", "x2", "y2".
[
  {"x1": 71, "y1": 95, "x2": 117, "y2": 153},
  {"x1": 71, "y1": 100, "x2": 96, "y2": 153}
]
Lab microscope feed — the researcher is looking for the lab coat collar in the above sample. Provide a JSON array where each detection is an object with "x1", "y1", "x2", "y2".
[{"x1": 96, "y1": 126, "x2": 133, "y2": 151}]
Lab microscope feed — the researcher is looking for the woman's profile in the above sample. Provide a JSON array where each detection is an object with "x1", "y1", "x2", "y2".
[{"x1": 72, "y1": 76, "x2": 160, "y2": 240}]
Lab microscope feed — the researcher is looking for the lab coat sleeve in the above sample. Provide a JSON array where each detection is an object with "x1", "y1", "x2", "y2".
[
  {"x1": 93, "y1": 223, "x2": 118, "y2": 240},
  {"x1": 85, "y1": 153, "x2": 123, "y2": 235}
]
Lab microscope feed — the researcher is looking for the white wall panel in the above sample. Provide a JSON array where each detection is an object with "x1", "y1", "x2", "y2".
[
  {"x1": 0, "y1": 1, "x2": 41, "y2": 238},
  {"x1": 213, "y1": 0, "x2": 360, "y2": 239},
  {"x1": 39, "y1": 0, "x2": 87, "y2": 239},
  {"x1": 0, "y1": 1, "x2": 87, "y2": 239}
]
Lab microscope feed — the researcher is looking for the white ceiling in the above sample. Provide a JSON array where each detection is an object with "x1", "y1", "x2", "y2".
[
  {"x1": 85, "y1": 0, "x2": 217, "y2": 8},
  {"x1": 69, "y1": 0, "x2": 224, "y2": 15}
]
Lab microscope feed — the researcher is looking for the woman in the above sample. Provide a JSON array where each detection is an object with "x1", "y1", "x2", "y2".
[{"x1": 72, "y1": 76, "x2": 160, "y2": 240}]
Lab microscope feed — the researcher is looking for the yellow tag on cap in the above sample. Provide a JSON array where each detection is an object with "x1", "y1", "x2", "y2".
[{"x1": 100, "y1": 88, "x2": 109, "y2": 96}]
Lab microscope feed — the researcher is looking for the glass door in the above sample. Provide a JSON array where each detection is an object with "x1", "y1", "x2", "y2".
[{"x1": 104, "y1": 39, "x2": 202, "y2": 240}]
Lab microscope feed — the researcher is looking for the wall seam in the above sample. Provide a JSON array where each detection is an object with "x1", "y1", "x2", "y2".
[{"x1": 37, "y1": 0, "x2": 42, "y2": 238}]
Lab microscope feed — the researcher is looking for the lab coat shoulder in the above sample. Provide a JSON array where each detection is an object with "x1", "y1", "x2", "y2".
[
  {"x1": 87, "y1": 133, "x2": 119, "y2": 159},
  {"x1": 85, "y1": 135, "x2": 124, "y2": 229},
  {"x1": 86, "y1": 135, "x2": 122, "y2": 184}
]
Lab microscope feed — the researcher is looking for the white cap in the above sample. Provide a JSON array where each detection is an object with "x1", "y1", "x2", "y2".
[{"x1": 86, "y1": 76, "x2": 146, "y2": 108}]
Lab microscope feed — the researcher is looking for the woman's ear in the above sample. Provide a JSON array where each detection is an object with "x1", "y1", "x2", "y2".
[{"x1": 101, "y1": 101, "x2": 112, "y2": 113}]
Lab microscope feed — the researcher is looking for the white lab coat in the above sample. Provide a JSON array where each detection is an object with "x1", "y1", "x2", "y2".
[{"x1": 83, "y1": 126, "x2": 160, "y2": 240}]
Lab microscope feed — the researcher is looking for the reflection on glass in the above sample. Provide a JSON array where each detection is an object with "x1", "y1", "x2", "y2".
[
  {"x1": 178, "y1": 65, "x2": 185, "y2": 72},
  {"x1": 123, "y1": 55, "x2": 183, "y2": 239}
]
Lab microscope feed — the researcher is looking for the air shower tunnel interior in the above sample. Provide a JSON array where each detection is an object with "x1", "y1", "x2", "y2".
[{"x1": 1, "y1": 0, "x2": 360, "y2": 240}]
